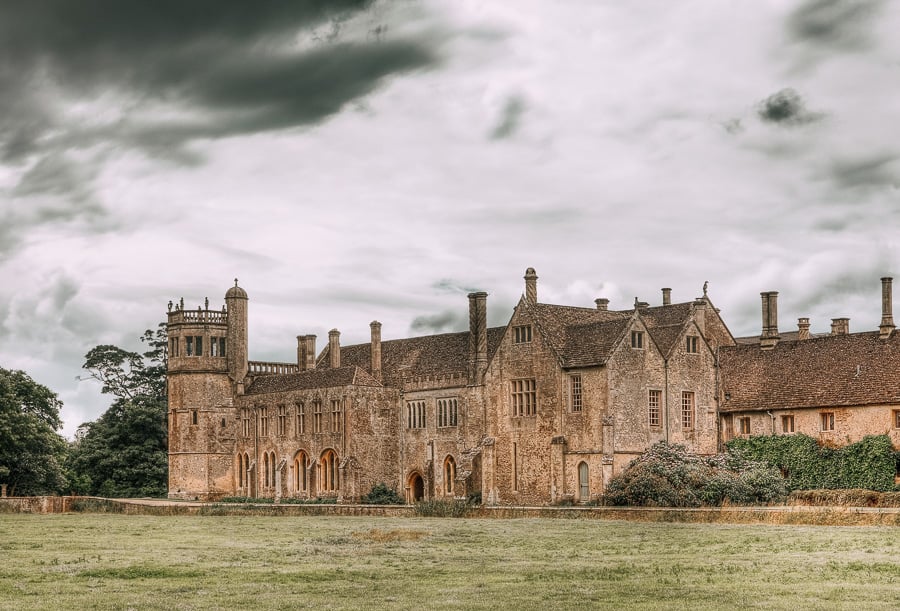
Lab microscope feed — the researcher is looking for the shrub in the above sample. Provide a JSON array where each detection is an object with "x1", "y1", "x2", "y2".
[
  {"x1": 361, "y1": 482, "x2": 405, "y2": 505},
  {"x1": 726, "y1": 434, "x2": 897, "y2": 491},
  {"x1": 603, "y1": 442, "x2": 786, "y2": 507}
]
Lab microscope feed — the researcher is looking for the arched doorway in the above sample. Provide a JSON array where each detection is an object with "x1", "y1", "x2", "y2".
[
  {"x1": 293, "y1": 450, "x2": 309, "y2": 495},
  {"x1": 408, "y1": 472, "x2": 425, "y2": 503},
  {"x1": 319, "y1": 449, "x2": 339, "y2": 493}
]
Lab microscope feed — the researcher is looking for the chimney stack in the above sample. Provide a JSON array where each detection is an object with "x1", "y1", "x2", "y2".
[
  {"x1": 831, "y1": 318, "x2": 850, "y2": 336},
  {"x1": 328, "y1": 329, "x2": 341, "y2": 368},
  {"x1": 880, "y1": 277, "x2": 895, "y2": 339},
  {"x1": 468, "y1": 292, "x2": 488, "y2": 384},
  {"x1": 662, "y1": 288, "x2": 672, "y2": 306},
  {"x1": 370, "y1": 321, "x2": 382, "y2": 381},
  {"x1": 797, "y1": 318, "x2": 810, "y2": 341},
  {"x1": 524, "y1": 268, "x2": 538, "y2": 304},
  {"x1": 595, "y1": 298, "x2": 609, "y2": 311},
  {"x1": 297, "y1": 335, "x2": 317, "y2": 370},
  {"x1": 759, "y1": 291, "x2": 780, "y2": 350}
]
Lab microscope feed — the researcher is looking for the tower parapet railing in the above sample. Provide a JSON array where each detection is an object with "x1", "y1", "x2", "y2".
[
  {"x1": 248, "y1": 361, "x2": 300, "y2": 375},
  {"x1": 167, "y1": 309, "x2": 228, "y2": 325}
]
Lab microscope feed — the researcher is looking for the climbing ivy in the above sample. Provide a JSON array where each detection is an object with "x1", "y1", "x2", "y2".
[{"x1": 726, "y1": 434, "x2": 898, "y2": 492}]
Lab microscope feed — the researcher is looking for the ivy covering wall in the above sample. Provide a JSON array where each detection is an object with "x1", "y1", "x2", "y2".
[{"x1": 726, "y1": 434, "x2": 898, "y2": 492}]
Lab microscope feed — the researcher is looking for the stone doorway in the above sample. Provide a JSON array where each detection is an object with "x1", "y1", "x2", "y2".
[{"x1": 408, "y1": 472, "x2": 425, "y2": 503}]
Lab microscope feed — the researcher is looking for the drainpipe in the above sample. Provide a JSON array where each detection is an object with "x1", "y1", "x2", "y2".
[
  {"x1": 766, "y1": 410, "x2": 775, "y2": 434},
  {"x1": 664, "y1": 360, "x2": 670, "y2": 443}
]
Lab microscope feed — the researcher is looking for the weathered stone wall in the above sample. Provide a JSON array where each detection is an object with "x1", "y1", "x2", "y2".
[
  {"x1": 723, "y1": 404, "x2": 900, "y2": 448},
  {"x1": 235, "y1": 385, "x2": 400, "y2": 502}
]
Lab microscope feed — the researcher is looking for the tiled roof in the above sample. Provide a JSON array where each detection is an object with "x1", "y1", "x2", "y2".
[
  {"x1": 735, "y1": 331, "x2": 827, "y2": 345},
  {"x1": 641, "y1": 303, "x2": 695, "y2": 357},
  {"x1": 245, "y1": 366, "x2": 381, "y2": 395},
  {"x1": 528, "y1": 301, "x2": 695, "y2": 367},
  {"x1": 719, "y1": 332, "x2": 900, "y2": 412},
  {"x1": 318, "y1": 327, "x2": 506, "y2": 386},
  {"x1": 528, "y1": 303, "x2": 629, "y2": 367}
]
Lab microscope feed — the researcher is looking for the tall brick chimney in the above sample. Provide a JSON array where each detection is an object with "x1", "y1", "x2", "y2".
[
  {"x1": 759, "y1": 291, "x2": 780, "y2": 350},
  {"x1": 524, "y1": 268, "x2": 538, "y2": 304},
  {"x1": 297, "y1": 335, "x2": 305, "y2": 369},
  {"x1": 468, "y1": 291, "x2": 488, "y2": 384},
  {"x1": 595, "y1": 298, "x2": 609, "y2": 311},
  {"x1": 328, "y1": 329, "x2": 341, "y2": 368},
  {"x1": 662, "y1": 288, "x2": 672, "y2": 306},
  {"x1": 370, "y1": 321, "x2": 382, "y2": 381},
  {"x1": 797, "y1": 318, "x2": 810, "y2": 341},
  {"x1": 831, "y1": 318, "x2": 850, "y2": 335},
  {"x1": 304, "y1": 335, "x2": 316, "y2": 370},
  {"x1": 880, "y1": 277, "x2": 895, "y2": 339}
]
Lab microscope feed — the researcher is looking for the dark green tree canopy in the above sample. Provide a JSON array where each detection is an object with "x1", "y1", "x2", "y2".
[
  {"x1": 69, "y1": 324, "x2": 168, "y2": 497},
  {"x1": 0, "y1": 368, "x2": 68, "y2": 495}
]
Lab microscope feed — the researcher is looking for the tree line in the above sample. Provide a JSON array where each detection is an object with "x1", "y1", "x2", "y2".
[{"x1": 0, "y1": 325, "x2": 168, "y2": 497}]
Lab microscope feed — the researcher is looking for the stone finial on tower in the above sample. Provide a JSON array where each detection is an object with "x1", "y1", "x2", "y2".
[
  {"x1": 524, "y1": 268, "x2": 538, "y2": 304},
  {"x1": 880, "y1": 277, "x2": 895, "y2": 339},
  {"x1": 662, "y1": 288, "x2": 672, "y2": 306},
  {"x1": 225, "y1": 280, "x2": 249, "y2": 384},
  {"x1": 759, "y1": 291, "x2": 780, "y2": 350},
  {"x1": 370, "y1": 321, "x2": 382, "y2": 382}
]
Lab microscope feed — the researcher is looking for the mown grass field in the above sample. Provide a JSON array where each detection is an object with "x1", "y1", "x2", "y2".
[{"x1": 1, "y1": 514, "x2": 898, "y2": 610}]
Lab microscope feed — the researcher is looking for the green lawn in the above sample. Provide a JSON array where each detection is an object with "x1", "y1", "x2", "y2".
[{"x1": 0, "y1": 514, "x2": 898, "y2": 610}]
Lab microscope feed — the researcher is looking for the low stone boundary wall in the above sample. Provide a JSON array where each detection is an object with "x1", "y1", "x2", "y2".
[{"x1": 2, "y1": 497, "x2": 899, "y2": 525}]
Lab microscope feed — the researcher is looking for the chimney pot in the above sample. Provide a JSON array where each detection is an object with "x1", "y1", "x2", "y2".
[
  {"x1": 797, "y1": 317, "x2": 810, "y2": 341},
  {"x1": 760, "y1": 291, "x2": 780, "y2": 349},
  {"x1": 831, "y1": 318, "x2": 850, "y2": 336},
  {"x1": 328, "y1": 329, "x2": 341, "y2": 368},
  {"x1": 595, "y1": 298, "x2": 609, "y2": 311},
  {"x1": 468, "y1": 292, "x2": 488, "y2": 384},
  {"x1": 370, "y1": 321, "x2": 382, "y2": 381},
  {"x1": 880, "y1": 277, "x2": 895, "y2": 339},
  {"x1": 524, "y1": 268, "x2": 538, "y2": 304},
  {"x1": 662, "y1": 288, "x2": 672, "y2": 306}
]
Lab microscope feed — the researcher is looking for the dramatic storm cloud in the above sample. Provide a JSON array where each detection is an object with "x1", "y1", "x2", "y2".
[{"x1": 2, "y1": 0, "x2": 899, "y2": 437}]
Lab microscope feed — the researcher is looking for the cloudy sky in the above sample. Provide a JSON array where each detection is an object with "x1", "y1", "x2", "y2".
[{"x1": 2, "y1": 0, "x2": 899, "y2": 437}]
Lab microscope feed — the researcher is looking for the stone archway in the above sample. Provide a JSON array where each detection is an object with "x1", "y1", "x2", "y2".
[{"x1": 408, "y1": 472, "x2": 425, "y2": 503}]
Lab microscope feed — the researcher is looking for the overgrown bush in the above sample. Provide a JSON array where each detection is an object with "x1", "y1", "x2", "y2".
[
  {"x1": 361, "y1": 482, "x2": 405, "y2": 505},
  {"x1": 726, "y1": 434, "x2": 898, "y2": 491},
  {"x1": 603, "y1": 442, "x2": 787, "y2": 507},
  {"x1": 414, "y1": 499, "x2": 471, "y2": 517}
]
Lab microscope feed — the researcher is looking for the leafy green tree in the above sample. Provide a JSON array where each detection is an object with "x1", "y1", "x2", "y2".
[
  {"x1": 0, "y1": 368, "x2": 68, "y2": 495},
  {"x1": 69, "y1": 324, "x2": 168, "y2": 497}
]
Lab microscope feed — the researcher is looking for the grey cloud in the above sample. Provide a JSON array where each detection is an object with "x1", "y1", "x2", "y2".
[
  {"x1": 788, "y1": 0, "x2": 884, "y2": 51},
  {"x1": 432, "y1": 279, "x2": 481, "y2": 294},
  {"x1": 490, "y1": 96, "x2": 526, "y2": 140},
  {"x1": 410, "y1": 310, "x2": 467, "y2": 334},
  {"x1": 721, "y1": 118, "x2": 743, "y2": 135},
  {"x1": 828, "y1": 153, "x2": 899, "y2": 191},
  {"x1": 757, "y1": 89, "x2": 823, "y2": 126},
  {"x1": 0, "y1": 0, "x2": 439, "y2": 249}
]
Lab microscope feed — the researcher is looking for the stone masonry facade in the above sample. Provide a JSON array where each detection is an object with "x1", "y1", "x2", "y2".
[{"x1": 167, "y1": 272, "x2": 900, "y2": 503}]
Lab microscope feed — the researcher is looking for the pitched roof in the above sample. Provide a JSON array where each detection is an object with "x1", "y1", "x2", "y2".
[
  {"x1": 317, "y1": 327, "x2": 506, "y2": 386},
  {"x1": 527, "y1": 301, "x2": 696, "y2": 367},
  {"x1": 735, "y1": 331, "x2": 827, "y2": 345},
  {"x1": 719, "y1": 332, "x2": 900, "y2": 412},
  {"x1": 245, "y1": 366, "x2": 381, "y2": 395},
  {"x1": 640, "y1": 302, "x2": 695, "y2": 357}
]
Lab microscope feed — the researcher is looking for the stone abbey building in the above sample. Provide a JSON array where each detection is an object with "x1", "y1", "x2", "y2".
[{"x1": 167, "y1": 271, "x2": 900, "y2": 503}]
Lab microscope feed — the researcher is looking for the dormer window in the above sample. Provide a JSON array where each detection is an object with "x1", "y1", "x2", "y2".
[
  {"x1": 514, "y1": 325, "x2": 533, "y2": 343},
  {"x1": 631, "y1": 331, "x2": 644, "y2": 349}
]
